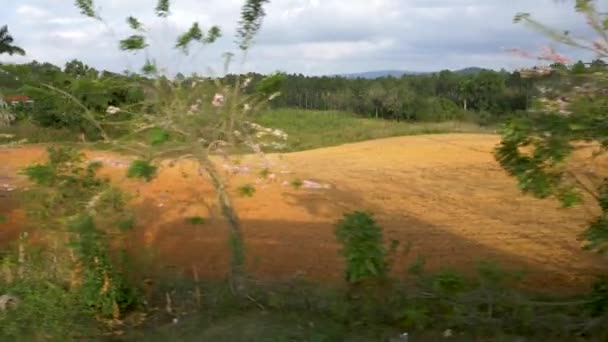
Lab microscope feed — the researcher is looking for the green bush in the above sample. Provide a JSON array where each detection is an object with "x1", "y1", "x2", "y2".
[
  {"x1": 0, "y1": 276, "x2": 97, "y2": 340},
  {"x1": 20, "y1": 147, "x2": 142, "y2": 320},
  {"x1": 290, "y1": 179, "x2": 303, "y2": 189},
  {"x1": 127, "y1": 160, "x2": 158, "y2": 182},
  {"x1": 238, "y1": 184, "x2": 256, "y2": 197},
  {"x1": 186, "y1": 216, "x2": 206, "y2": 225},
  {"x1": 334, "y1": 211, "x2": 388, "y2": 283}
]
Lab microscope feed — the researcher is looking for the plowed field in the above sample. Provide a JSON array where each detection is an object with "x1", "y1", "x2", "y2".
[{"x1": 1, "y1": 134, "x2": 606, "y2": 294}]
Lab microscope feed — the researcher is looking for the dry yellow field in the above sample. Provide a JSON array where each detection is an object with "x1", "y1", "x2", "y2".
[{"x1": 1, "y1": 134, "x2": 606, "y2": 294}]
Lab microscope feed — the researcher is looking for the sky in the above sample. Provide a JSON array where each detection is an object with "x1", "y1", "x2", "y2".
[{"x1": 0, "y1": 0, "x2": 596, "y2": 76}]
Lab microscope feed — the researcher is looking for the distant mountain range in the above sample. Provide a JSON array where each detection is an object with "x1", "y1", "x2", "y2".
[{"x1": 339, "y1": 67, "x2": 487, "y2": 79}]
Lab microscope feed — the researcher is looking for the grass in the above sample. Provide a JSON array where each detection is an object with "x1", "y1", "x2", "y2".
[
  {"x1": 237, "y1": 184, "x2": 256, "y2": 197},
  {"x1": 186, "y1": 216, "x2": 206, "y2": 225},
  {"x1": 290, "y1": 179, "x2": 303, "y2": 189},
  {"x1": 256, "y1": 108, "x2": 493, "y2": 152},
  {"x1": 0, "y1": 121, "x2": 80, "y2": 144},
  {"x1": 2, "y1": 109, "x2": 493, "y2": 153},
  {"x1": 115, "y1": 265, "x2": 608, "y2": 341}
]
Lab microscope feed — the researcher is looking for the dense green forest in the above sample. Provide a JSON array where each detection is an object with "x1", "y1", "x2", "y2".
[{"x1": 1, "y1": 58, "x2": 605, "y2": 138}]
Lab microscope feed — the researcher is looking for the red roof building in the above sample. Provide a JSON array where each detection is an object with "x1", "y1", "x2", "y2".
[{"x1": 4, "y1": 95, "x2": 32, "y2": 103}]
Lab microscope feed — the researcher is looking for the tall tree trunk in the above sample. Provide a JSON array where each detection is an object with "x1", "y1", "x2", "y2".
[
  {"x1": 375, "y1": 107, "x2": 378, "y2": 119},
  {"x1": 463, "y1": 99, "x2": 468, "y2": 111},
  {"x1": 198, "y1": 153, "x2": 246, "y2": 294}
]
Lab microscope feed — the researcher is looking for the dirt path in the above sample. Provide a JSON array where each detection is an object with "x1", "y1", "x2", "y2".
[{"x1": 1, "y1": 134, "x2": 606, "y2": 294}]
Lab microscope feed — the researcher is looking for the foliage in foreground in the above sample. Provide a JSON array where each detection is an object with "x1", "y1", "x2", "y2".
[
  {"x1": 0, "y1": 251, "x2": 99, "y2": 340},
  {"x1": 496, "y1": 0, "x2": 608, "y2": 253},
  {"x1": 114, "y1": 260, "x2": 608, "y2": 341},
  {"x1": 19, "y1": 147, "x2": 141, "y2": 320},
  {"x1": 4, "y1": 207, "x2": 608, "y2": 340}
]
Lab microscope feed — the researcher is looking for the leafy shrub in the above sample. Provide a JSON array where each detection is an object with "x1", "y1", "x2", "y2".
[
  {"x1": 432, "y1": 269, "x2": 468, "y2": 295},
  {"x1": 127, "y1": 160, "x2": 157, "y2": 182},
  {"x1": 259, "y1": 168, "x2": 270, "y2": 178},
  {"x1": 0, "y1": 267, "x2": 97, "y2": 340},
  {"x1": 290, "y1": 179, "x2": 303, "y2": 189},
  {"x1": 148, "y1": 127, "x2": 170, "y2": 146},
  {"x1": 186, "y1": 216, "x2": 206, "y2": 225},
  {"x1": 20, "y1": 147, "x2": 141, "y2": 320},
  {"x1": 68, "y1": 215, "x2": 142, "y2": 318},
  {"x1": 334, "y1": 211, "x2": 388, "y2": 283},
  {"x1": 588, "y1": 276, "x2": 608, "y2": 316},
  {"x1": 237, "y1": 184, "x2": 256, "y2": 197}
]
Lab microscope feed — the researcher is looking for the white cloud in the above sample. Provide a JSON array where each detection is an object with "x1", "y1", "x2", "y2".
[
  {"x1": 1, "y1": 0, "x2": 596, "y2": 75},
  {"x1": 16, "y1": 4, "x2": 49, "y2": 19},
  {"x1": 46, "y1": 17, "x2": 90, "y2": 26}
]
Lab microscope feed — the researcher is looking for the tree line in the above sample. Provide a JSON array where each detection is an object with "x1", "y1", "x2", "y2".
[
  {"x1": 201, "y1": 59, "x2": 607, "y2": 124},
  {"x1": 1, "y1": 57, "x2": 605, "y2": 136}
]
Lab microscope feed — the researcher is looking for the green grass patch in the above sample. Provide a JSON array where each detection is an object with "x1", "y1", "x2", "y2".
[
  {"x1": 256, "y1": 109, "x2": 493, "y2": 151},
  {"x1": 3, "y1": 109, "x2": 492, "y2": 153},
  {"x1": 127, "y1": 160, "x2": 158, "y2": 182},
  {"x1": 237, "y1": 184, "x2": 256, "y2": 197},
  {"x1": 290, "y1": 179, "x2": 303, "y2": 189},
  {"x1": 186, "y1": 216, "x2": 206, "y2": 225},
  {"x1": 0, "y1": 121, "x2": 80, "y2": 144}
]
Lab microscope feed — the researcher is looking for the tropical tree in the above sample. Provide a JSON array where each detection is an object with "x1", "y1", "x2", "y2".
[
  {"x1": 0, "y1": 25, "x2": 26, "y2": 126},
  {"x1": 0, "y1": 25, "x2": 25, "y2": 56},
  {"x1": 64, "y1": 59, "x2": 98, "y2": 78},
  {"x1": 458, "y1": 79, "x2": 475, "y2": 111}
]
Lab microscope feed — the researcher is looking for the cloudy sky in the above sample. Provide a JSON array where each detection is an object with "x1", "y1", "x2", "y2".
[{"x1": 0, "y1": 0, "x2": 596, "y2": 76}]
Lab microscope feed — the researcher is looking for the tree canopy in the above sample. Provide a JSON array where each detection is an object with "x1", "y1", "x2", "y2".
[
  {"x1": 0, "y1": 25, "x2": 25, "y2": 56},
  {"x1": 496, "y1": 0, "x2": 608, "y2": 253}
]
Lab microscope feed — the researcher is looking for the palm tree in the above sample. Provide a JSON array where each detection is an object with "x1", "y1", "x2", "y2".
[{"x1": 0, "y1": 25, "x2": 26, "y2": 56}]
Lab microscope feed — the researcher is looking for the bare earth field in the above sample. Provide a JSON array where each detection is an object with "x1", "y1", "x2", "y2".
[{"x1": 1, "y1": 134, "x2": 607, "y2": 294}]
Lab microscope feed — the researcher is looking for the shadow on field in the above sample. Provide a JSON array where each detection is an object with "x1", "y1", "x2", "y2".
[{"x1": 130, "y1": 192, "x2": 607, "y2": 295}]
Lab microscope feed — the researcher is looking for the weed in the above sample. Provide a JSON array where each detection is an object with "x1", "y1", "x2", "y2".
[
  {"x1": 589, "y1": 276, "x2": 608, "y2": 316},
  {"x1": 118, "y1": 215, "x2": 136, "y2": 231},
  {"x1": 19, "y1": 147, "x2": 142, "y2": 321},
  {"x1": 68, "y1": 215, "x2": 142, "y2": 318},
  {"x1": 290, "y1": 179, "x2": 303, "y2": 189},
  {"x1": 259, "y1": 168, "x2": 270, "y2": 178},
  {"x1": 148, "y1": 127, "x2": 170, "y2": 146},
  {"x1": 408, "y1": 256, "x2": 426, "y2": 277},
  {"x1": 0, "y1": 260, "x2": 98, "y2": 340},
  {"x1": 432, "y1": 269, "x2": 468, "y2": 295},
  {"x1": 238, "y1": 184, "x2": 256, "y2": 197},
  {"x1": 401, "y1": 306, "x2": 431, "y2": 330},
  {"x1": 186, "y1": 216, "x2": 206, "y2": 225},
  {"x1": 127, "y1": 160, "x2": 158, "y2": 182}
]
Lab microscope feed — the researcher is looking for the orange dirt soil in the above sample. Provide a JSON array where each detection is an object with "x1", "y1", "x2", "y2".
[{"x1": 1, "y1": 134, "x2": 607, "y2": 294}]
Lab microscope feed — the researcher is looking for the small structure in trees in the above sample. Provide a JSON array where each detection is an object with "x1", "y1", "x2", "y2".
[{"x1": 4, "y1": 95, "x2": 34, "y2": 106}]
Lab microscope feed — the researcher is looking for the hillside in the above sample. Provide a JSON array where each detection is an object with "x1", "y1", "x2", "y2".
[
  {"x1": 2, "y1": 134, "x2": 605, "y2": 293},
  {"x1": 340, "y1": 67, "x2": 487, "y2": 79}
]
